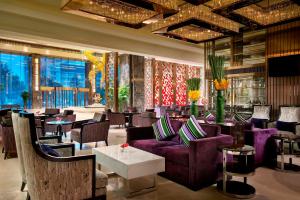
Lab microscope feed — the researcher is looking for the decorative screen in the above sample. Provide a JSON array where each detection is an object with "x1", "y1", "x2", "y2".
[
  {"x1": 144, "y1": 58, "x2": 153, "y2": 109},
  {"x1": 175, "y1": 65, "x2": 187, "y2": 106}
]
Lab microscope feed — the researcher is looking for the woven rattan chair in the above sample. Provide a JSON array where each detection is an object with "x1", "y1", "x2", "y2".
[
  {"x1": 71, "y1": 121, "x2": 110, "y2": 150},
  {"x1": 107, "y1": 112, "x2": 126, "y2": 127},
  {"x1": 15, "y1": 112, "x2": 107, "y2": 200}
]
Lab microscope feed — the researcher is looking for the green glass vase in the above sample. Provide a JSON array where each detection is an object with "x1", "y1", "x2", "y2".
[
  {"x1": 190, "y1": 101, "x2": 199, "y2": 117},
  {"x1": 216, "y1": 90, "x2": 224, "y2": 124}
]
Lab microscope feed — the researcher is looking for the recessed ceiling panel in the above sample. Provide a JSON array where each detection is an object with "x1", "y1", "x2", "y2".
[{"x1": 169, "y1": 25, "x2": 223, "y2": 42}]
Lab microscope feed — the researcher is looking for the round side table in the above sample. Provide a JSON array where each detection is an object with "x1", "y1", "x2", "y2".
[{"x1": 217, "y1": 145, "x2": 256, "y2": 199}]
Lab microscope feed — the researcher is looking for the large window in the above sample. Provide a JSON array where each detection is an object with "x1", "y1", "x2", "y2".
[
  {"x1": 0, "y1": 52, "x2": 32, "y2": 107},
  {"x1": 40, "y1": 57, "x2": 88, "y2": 108},
  {"x1": 40, "y1": 57, "x2": 86, "y2": 88}
]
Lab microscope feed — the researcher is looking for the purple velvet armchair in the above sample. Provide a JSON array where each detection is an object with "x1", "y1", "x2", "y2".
[
  {"x1": 244, "y1": 128, "x2": 278, "y2": 167},
  {"x1": 126, "y1": 121, "x2": 233, "y2": 190}
]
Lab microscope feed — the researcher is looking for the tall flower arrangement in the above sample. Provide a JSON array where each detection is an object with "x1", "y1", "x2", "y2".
[
  {"x1": 208, "y1": 55, "x2": 228, "y2": 123},
  {"x1": 187, "y1": 78, "x2": 201, "y2": 117}
]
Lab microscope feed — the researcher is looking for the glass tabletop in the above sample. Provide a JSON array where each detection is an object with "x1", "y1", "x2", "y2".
[
  {"x1": 219, "y1": 144, "x2": 255, "y2": 154},
  {"x1": 46, "y1": 120, "x2": 72, "y2": 125}
]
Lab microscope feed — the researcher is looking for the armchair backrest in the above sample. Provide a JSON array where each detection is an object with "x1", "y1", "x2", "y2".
[
  {"x1": 278, "y1": 106, "x2": 300, "y2": 123},
  {"x1": 63, "y1": 109, "x2": 74, "y2": 115},
  {"x1": 12, "y1": 112, "x2": 26, "y2": 186},
  {"x1": 252, "y1": 105, "x2": 271, "y2": 120},
  {"x1": 45, "y1": 108, "x2": 60, "y2": 115},
  {"x1": 107, "y1": 112, "x2": 125, "y2": 125},
  {"x1": 81, "y1": 121, "x2": 110, "y2": 143},
  {"x1": 93, "y1": 112, "x2": 106, "y2": 122},
  {"x1": 0, "y1": 124, "x2": 16, "y2": 156},
  {"x1": 63, "y1": 114, "x2": 76, "y2": 122},
  {"x1": 16, "y1": 112, "x2": 96, "y2": 199}
]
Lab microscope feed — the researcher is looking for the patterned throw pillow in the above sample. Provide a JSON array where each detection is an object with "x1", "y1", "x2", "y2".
[
  {"x1": 152, "y1": 115, "x2": 176, "y2": 141},
  {"x1": 234, "y1": 113, "x2": 247, "y2": 123},
  {"x1": 179, "y1": 116, "x2": 207, "y2": 146},
  {"x1": 204, "y1": 111, "x2": 215, "y2": 121}
]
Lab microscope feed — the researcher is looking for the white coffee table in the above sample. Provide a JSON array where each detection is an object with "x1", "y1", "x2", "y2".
[{"x1": 92, "y1": 145, "x2": 165, "y2": 197}]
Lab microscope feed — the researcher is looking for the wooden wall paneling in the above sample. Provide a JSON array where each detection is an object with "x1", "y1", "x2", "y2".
[{"x1": 266, "y1": 21, "x2": 300, "y2": 119}]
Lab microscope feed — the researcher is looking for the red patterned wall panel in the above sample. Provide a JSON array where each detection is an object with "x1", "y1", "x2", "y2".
[
  {"x1": 175, "y1": 65, "x2": 187, "y2": 106},
  {"x1": 161, "y1": 62, "x2": 174, "y2": 106},
  {"x1": 154, "y1": 61, "x2": 160, "y2": 106},
  {"x1": 188, "y1": 66, "x2": 201, "y2": 79}
]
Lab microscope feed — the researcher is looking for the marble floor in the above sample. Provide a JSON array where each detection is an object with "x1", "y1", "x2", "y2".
[{"x1": 1, "y1": 126, "x2": 300, "y2": 200}]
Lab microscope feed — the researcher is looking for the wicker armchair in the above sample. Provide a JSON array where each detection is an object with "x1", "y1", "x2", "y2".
[
  {"x1": 44, "y1": 108, "x2": 60, "y2": 116},
  {"x1": 107, "y1": 112, "x2": 126, "y2": 127},
  {"x1": 44, "y1": 117, "x2": 58, "y2": 135},
  {"x1": 1, "y1": 124, "x2": 17, "y2": 159},
  {"x1": 71, "y1": 121, "x2": 110, "y2": 150},
  {"x1": 61, "y1": 114, "x2": 76, "y2": 137},
  {"x1": 15, "y1": 112, "x2": 107, "y2": 200}
]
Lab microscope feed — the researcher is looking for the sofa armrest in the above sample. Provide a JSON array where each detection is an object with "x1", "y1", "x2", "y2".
[
  {"x1": 267, "y1": 121, "x2": 276, "y2": 128},
  {"x1": 126, "y1": 126, "x2": 155, "y2": 142},
  {"x1": 244, "y1": 128, "x2": 277, "y2": 167},
  {"x1": 48, "y1": 143, "x2": 75, "y2": 157},
  {"x1": 188, "y1": 134, "x2": 233, "y2": 189}
]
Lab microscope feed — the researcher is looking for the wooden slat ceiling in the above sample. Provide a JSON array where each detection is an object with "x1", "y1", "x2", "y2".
[{"x1": 62, "y1": 0, "x2": 300, "y2": 44}]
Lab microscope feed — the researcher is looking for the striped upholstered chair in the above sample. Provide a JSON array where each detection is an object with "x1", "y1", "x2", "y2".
[{"x1": 14, "y1": 112, "x2": 107, "y2": 199}]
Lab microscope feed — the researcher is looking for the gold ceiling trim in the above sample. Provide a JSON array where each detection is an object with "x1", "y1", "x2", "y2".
[
  {"x1": 151, "y1": 4, "x2": 240, "y2": 32},
  {"x1": 169, "y1": 25, "x2": 223, "y2": 42},
  {"x1": 148, "y1": 0, "x2": 179, "y2": 10},
  {"x1": 205, "y1": 0, "x2": 240, "y2": 10},
  {"x1": 234, "y1": 3, "x2": 300, "y2": 25},
  {"x1": 64, "y1": 0, "x2": 157, "y2": 24}
]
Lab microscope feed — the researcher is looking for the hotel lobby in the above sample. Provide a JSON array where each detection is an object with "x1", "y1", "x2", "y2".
[{"x1": 0, "y1": 0, "x2": 300, "y2": 200}]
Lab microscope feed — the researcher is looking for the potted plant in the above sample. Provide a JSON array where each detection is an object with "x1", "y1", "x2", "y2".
[
  {"x1": 21, "y1": 91, "x2": 30, "y2": 109},
  {"x1": 208, "y1": 55, "x2": 229, "y2": 124}
]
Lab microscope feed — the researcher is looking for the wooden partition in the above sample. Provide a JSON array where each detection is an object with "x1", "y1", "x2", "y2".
[{"x1": 266, "y1": 21, "x2": 300, "y2": 120}]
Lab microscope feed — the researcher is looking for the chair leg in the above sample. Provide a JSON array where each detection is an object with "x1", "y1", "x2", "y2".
[
  {"x1": 80, "y1": 143, "x2": 82, "y2": 150},
  {"x1": 64, "y1": 132, "x2": 67, "y2": 138},
  {"x1": 26, "y1": 192, "x2": 30, "y2": 200},
  {"x1": 105, "y1": 140, "x2": 108, "y2": 146},
  {"x1": 21, "y1": 181, "x2": 26, "y2": 191},
  {"x1": 95, "y1": 142, "x2": 98, "y2": 148},
  {"x1": 2, "y1": 147, "x2": 4, "y2": 153},
  {"x1": 4, "y1": 152, "x2": 8, "y2": 160}
]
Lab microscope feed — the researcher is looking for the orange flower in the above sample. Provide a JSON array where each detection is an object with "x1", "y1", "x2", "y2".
[{"x1": 214, "y1": 79, "x2": 229, "y2": 90}]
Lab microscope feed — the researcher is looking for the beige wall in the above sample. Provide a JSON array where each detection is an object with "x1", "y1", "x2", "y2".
[{"x1": 0, "y1": 0, "x2": 203, "y2": 66}]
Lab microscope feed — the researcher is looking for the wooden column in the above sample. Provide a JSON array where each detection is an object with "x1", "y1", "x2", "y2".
[
  {"x1": 31, "y1": 54, "x2": 41, "y2": 109},
  {"x1": 129, "y1": 55, "x2": 133, "y2": 108},
  {"x1": 86, "y1": 61, "x2": 93, "y2": 105},
  {"x1": 113, "y1": 52, "x2": 119, "y2": 112}
]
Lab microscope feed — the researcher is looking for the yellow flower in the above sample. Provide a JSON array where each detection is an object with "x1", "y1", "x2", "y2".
[{"x1": 188, "y1": 90, "x2": 200, "y2": 101}]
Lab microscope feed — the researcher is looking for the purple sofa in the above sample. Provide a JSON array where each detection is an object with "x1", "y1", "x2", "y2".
[
  {"x1": 126, "y1": 120, "x2": 233, "y2": 190},
  {"x1": 244, "y1": 128, "x2": 278, "y2": 167}
]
